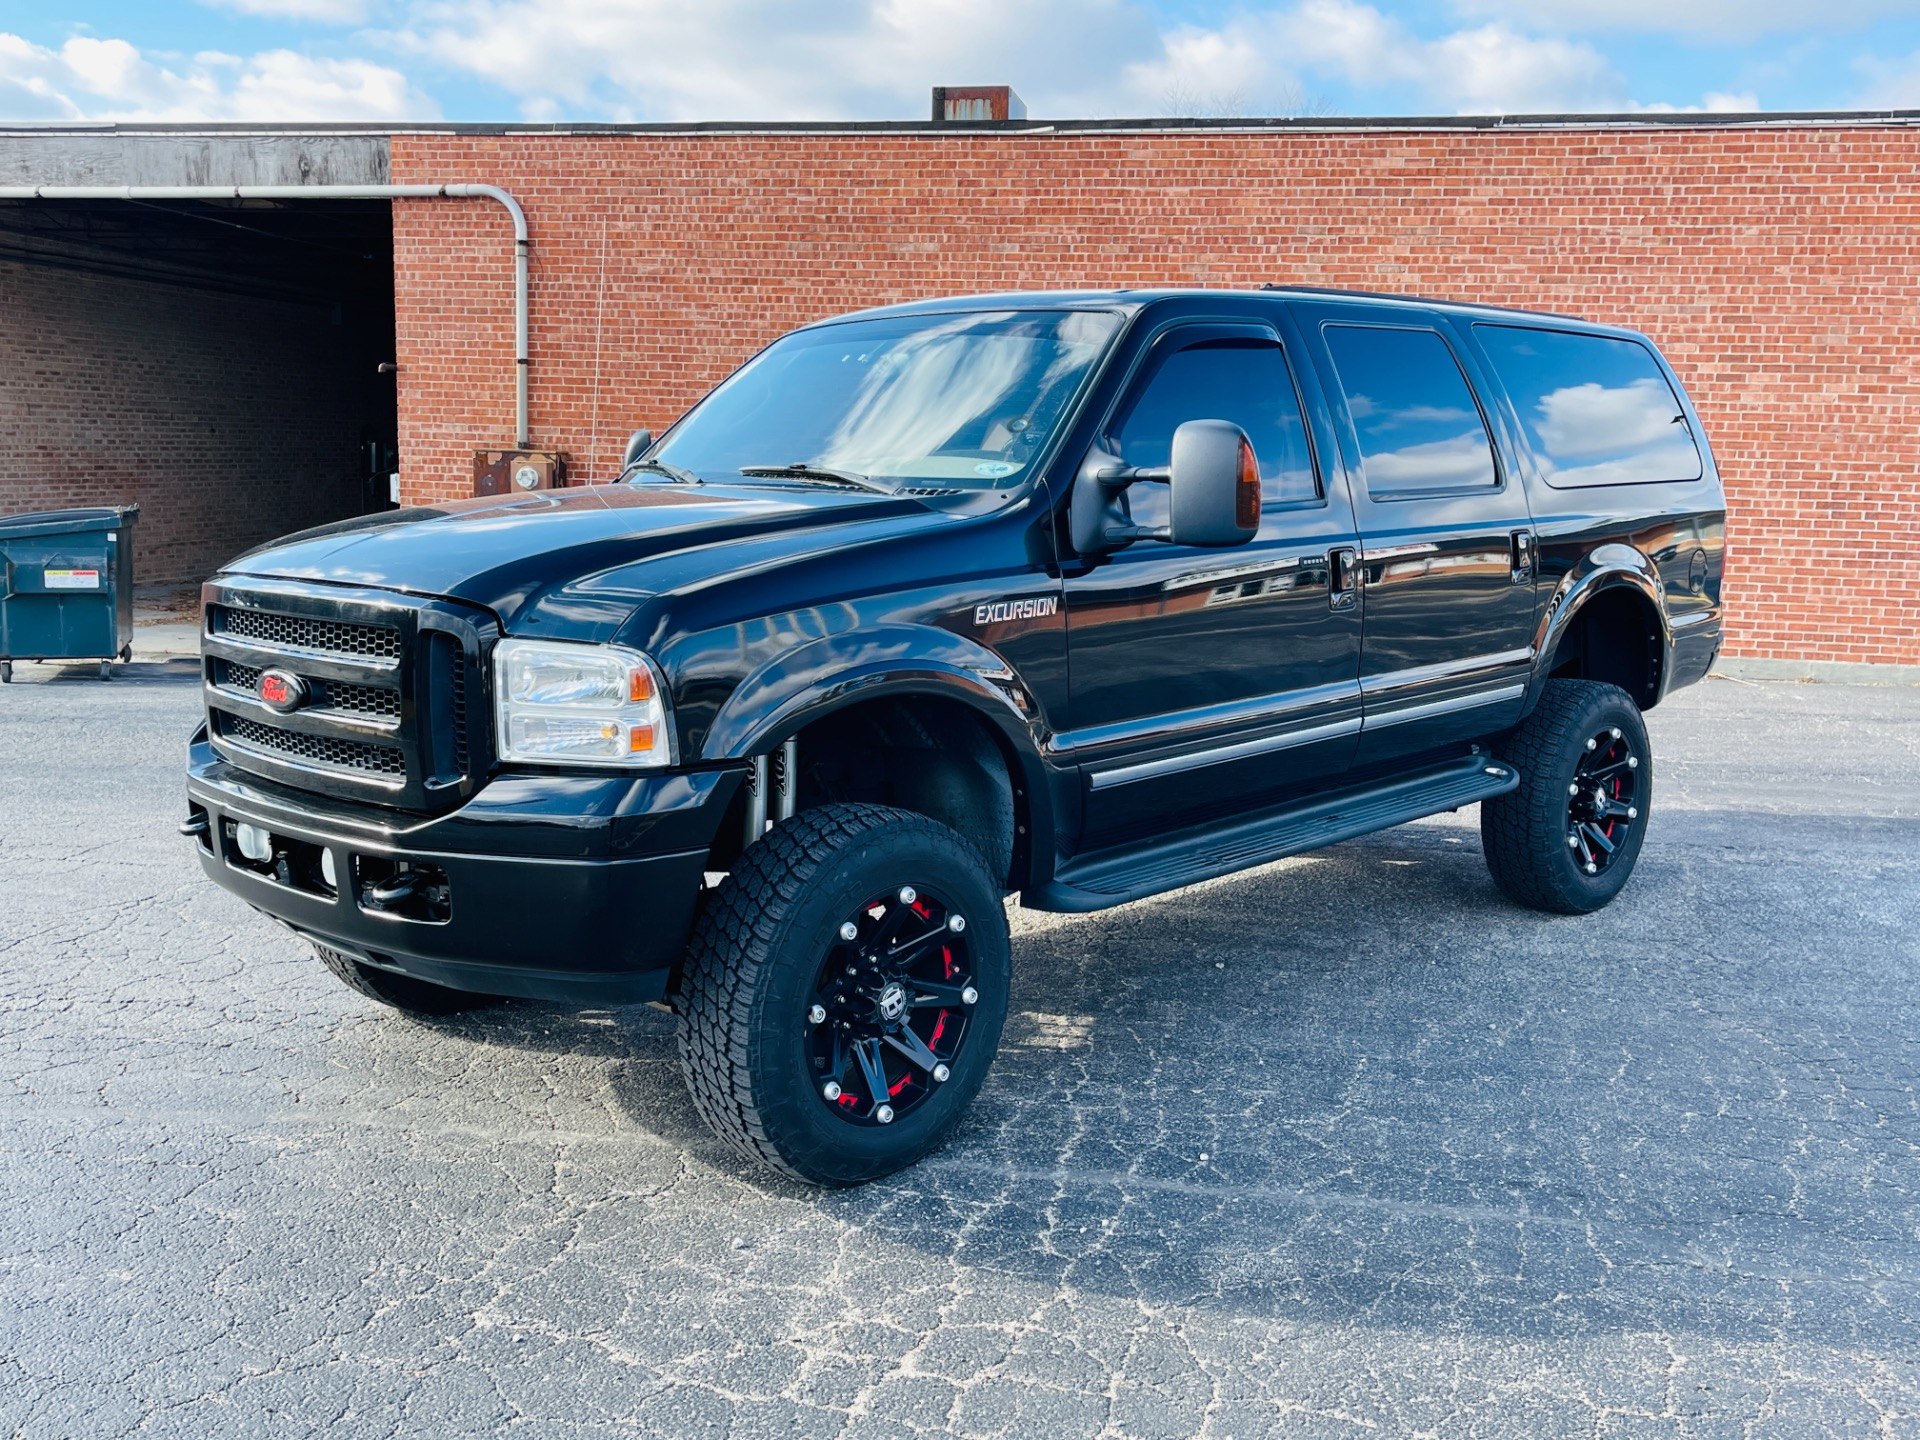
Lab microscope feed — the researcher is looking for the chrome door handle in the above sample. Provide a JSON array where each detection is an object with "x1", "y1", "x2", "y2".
[{"x1": 1329, "y1": 547, "x2": 1358, "y2": 611}]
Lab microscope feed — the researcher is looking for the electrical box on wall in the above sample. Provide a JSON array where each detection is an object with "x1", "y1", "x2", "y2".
[{"x1": 473, "y1": 450, "x2": 568, "y2": 498}]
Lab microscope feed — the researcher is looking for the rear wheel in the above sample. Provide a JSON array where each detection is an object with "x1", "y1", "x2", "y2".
[
  {"x1": 1482, "y1": 679, "x2": 1651, "y2": 914},
  {"x1": 312, "y1": 942, "x2": 504, "y2": 1016},
  {"x1": 677, "y1": 803, "x2": 1010, "y2": 1186}
]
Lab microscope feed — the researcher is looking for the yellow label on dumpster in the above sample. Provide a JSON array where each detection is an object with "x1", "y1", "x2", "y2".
[{"x1": 44, "y1": 569, "x2": 101, "y2": 590}]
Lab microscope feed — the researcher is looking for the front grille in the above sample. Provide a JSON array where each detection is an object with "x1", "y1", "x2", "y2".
[
  {"x1": 202, "y1": 581, "x2": 490, "y2": 811},
  {"x1": 215, "y1": 659, "x2": 401, "y2": 721},
  {"x1": 211, "y1": 605, "x2": 400, "y2": 661},
  {"x1": 221, "y1": 714, "x2": 405, "y2": 777},
  {"x1": 446, "y1": 651, "x2": 471, "y2": 774},
  {"x1": 326, "y1": 679, "x2": 402, "y2": 720}
]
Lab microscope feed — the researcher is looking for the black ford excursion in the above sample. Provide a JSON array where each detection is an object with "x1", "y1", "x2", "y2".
[{"x1": 183, "y1": 288, "x2": 1724, "y2": 1184}]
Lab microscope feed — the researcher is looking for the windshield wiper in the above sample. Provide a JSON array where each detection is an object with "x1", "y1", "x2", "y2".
[
  {"x1": 622, "y1": 458, "x2": 702, "y2": 485},
  {"x1": 737, "y1": 462, "x2": 894, "y2": 494}
]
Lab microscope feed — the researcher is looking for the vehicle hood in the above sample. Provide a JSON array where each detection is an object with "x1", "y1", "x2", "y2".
[{"x1": 221, "y1": 482, "x2": 936, "y2": 632}]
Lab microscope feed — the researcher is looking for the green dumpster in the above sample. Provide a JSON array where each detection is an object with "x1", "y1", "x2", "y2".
[{"x1": 0, "y1": 505, "x2": 139, "y2": 683}]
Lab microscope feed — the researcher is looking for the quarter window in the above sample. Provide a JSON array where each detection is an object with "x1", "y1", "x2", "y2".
[
  {"x1": 1110, "y1": 340, "x2": 1320, "y2": 508},
  {"x1": 1473, "y1": 324, "x2": 1702, "y2": 487},
  {"x1": 1322, "y1": 325, "x2": 1499, "y2": 498}
]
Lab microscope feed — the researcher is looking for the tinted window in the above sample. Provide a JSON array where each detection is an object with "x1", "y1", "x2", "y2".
[
  {"x1": 1474, "y1": 324, "x2": 1702, "y2": 487},
  {"x1": 1110, "y1": 340, "x2": 1318, "y2": 506},
  {"x1": 1322, "y1": 325, "x2": 1498, "y2": 497}
]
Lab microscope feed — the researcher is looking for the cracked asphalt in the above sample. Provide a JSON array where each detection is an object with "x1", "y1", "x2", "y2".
[{"x1": 2, "y1": 662, "x2": 1917, "y2": 1439}]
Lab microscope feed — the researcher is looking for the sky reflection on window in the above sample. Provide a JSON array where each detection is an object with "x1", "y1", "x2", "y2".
[
  {"x1": 1323, "y1": 326, "x2": 1498, "y2": 497},
  {"x1": 1475, "y1": 325, "x2": 1702, "y2": 487}
]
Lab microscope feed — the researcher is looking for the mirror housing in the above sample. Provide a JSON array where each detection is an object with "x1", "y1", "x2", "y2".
[
  {"x1": 1070, "y1": 419, "x2": 1261, "y2": 554},
  {"x1": 1168, "y1": 419, "x2": 1261, "y2": 547},
  {"x1": 621, "y1": 429, "x2": 653, "y2": 469}
]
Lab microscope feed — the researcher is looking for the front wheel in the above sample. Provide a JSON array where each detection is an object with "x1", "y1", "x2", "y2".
[
  {"x1": 676, "y1": 803, "x2": 1010, "y2": 1186},
  {"x1": 1481, "y1": 679, "x2": 1652, "y2": 914}
]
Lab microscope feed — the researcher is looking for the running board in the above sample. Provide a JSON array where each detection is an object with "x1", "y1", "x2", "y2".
[{"x1": 1025, "y1": 754, "x2": 1519, "y2": 913}]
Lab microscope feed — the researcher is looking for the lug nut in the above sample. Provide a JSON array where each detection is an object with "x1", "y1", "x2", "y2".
[
  {"x1": 947, "y1": 913, "x2": 966, "y2": 933},
  {"x1": 874, "y1": 1104, "x2": 895, "y2": 1124},
  {"x1": 932, "y1": 1063, "x2": 951, "y2": 1083},
  {"x1": 1568, "y1": 782, "x2": 1580, "y2": 795},
  {"x1": 960, "y1": 985, "x2": 979, "y2": 1006},
  {"x1": 839, "y1": 921, "x2": 859, "y2": 942},
  {"x1": 1627, "y1": 806, "x2": 1639, "y2": 820},
  {"x1": 1568, "y1": 835, "x2": 1580, "y2": 848},
  {"x1": 1627, "y1": 756, "x2": 1640, "y2": 769},
  {"x1": 1584, "y1": 862, "x2": 1598, "y2": 875},
  {"x1": 808, "y1": 1004, "x2": 826, "y2": 1025},
  {"x1": 846, "y1": 964, "x2": 858, "y2": 976},
  {"x1": 822, "y1": 1081, "x2": 842, "y2": 1101},
  {"x1": 898, "y1": 886, "x2": 917, "y2": 906},
  {"x1": 1585, "y1": 737, "x2": 1598, "y2": 751},
  {"x1": 1610, "y1": 727, "x2": 1621, "y2": 740}
]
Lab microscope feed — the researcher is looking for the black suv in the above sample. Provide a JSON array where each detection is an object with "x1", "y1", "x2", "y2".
[{"x1": 184, "y1": 288, "x2": 1724, "y2": 1185}]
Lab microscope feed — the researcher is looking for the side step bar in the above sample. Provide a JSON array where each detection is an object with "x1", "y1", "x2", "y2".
[{"x1": 1025, "y1": 753, "x2": 1519, "y2": 913}]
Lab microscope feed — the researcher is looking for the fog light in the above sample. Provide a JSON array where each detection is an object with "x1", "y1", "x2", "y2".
[
  {"x1": 234, "y1": 823, "x2": 272, "y2": 863},
  {"x1": 320, "y1": 849, "x2": 338, "y2": 890}
]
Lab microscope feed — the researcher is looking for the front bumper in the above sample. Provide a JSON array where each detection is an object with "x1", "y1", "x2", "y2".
[{"x1": 185, "y1": 733, "x2": 740, "y2": 1005}]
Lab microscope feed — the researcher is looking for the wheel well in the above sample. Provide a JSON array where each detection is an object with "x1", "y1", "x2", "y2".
[
  {"x1": 1547, "y1": 586, "x2": 1664, "y2": 709},
  {"x1": 710, "y1": 696, "x2": 1025, "y2": 889}
]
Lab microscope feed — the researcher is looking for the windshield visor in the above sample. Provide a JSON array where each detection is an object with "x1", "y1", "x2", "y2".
[{"x1": 652, "y1": 309, "x2": 1123, "y2": 489}]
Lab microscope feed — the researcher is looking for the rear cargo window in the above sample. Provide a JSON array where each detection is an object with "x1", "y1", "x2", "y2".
[
  {"x1": 1473, "y1": 324, "x2": 1702, "y2": 487},
  {"x1": 1322, "y1": 325, "x2": 1498, "y2": 498}
]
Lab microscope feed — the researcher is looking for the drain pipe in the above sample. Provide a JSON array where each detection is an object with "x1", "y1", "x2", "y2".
[{"x1": 0, "y1": 183, "x2": 532, "y2": 447}]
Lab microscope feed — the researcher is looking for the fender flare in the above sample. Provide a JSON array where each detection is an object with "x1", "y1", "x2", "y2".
[
  {"x1": 699, "y1": 623, "x2": 1059, "y2": 873},
  {"x1": 1529, "y1": 544, "x2": 1675, "y2": 708}
]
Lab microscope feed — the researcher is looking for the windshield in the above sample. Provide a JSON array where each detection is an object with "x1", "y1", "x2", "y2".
[{"x1": 650, "y1": 309, "x2": 1123, "y2": 490}]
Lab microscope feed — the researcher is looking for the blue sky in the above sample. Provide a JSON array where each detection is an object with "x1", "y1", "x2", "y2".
[{"x1": 6, "y1": 1, "x2": 1920, "y2": 123}]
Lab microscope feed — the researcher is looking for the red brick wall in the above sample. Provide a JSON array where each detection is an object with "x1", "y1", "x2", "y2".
[
  {"x1": 391, "y1": 128, "x2": 1920, "y2": 668},
  {"x1": 0, "y1": 258, "x2": 370, "y2": 587}
]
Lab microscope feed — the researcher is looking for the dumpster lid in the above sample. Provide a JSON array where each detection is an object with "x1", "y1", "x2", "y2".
[{"x1": 0, "y1": 505, "x2": 141, "y2": 540}]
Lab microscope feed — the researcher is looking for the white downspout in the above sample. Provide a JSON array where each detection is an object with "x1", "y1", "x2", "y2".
[{"x1": 0, "y1": 183, "x2": 533, "y2": 447}]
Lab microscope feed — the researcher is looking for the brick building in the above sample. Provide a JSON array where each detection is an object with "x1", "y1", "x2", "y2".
[{"x1": 3, "y1": 114, "x2": 1917, "y2": 671}]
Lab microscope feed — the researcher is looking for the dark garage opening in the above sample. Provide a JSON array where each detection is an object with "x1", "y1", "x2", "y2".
[{"x1": 0, "y1": 198, "x2": 398, "y2": 600}]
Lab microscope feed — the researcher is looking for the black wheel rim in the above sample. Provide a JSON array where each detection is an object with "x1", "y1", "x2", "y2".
[
  {"x1": 1567, "y1": 724, "x2": 1640, "y2": 876},
  {"x1": 806, "y1": 884, "x2": 976, "y2": 1127}
]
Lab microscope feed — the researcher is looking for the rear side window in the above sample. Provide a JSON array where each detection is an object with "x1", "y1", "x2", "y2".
[
  {"x1": 1473, "y1": 324, "x2": 1702, "y2": 487},
  {"x1": 1321, "y1": 325, "x2": 1498, "y2": 498},
  {"x1": 1111, "y1": 340, "x2": 1320, "y2": 505}
]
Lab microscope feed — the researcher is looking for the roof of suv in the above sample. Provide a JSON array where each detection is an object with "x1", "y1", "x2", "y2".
[{"x1": 834, "y1": 286, "x2": 1602, "y2": 330}]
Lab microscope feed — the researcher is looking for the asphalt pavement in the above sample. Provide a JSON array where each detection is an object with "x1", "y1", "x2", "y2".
[{"x1": 2, "y1": 662, "x2": 1916, "y2": 1439}]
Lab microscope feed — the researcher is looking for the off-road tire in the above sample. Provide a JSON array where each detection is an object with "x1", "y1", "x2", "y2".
[
  {"x1": 312, "y1": 942, "x2": 504, "y2": 1016},
  {"x1": 1482, "y1": 679, "x2": 1652, "y2": 914},
  {"x1": 677, "y1": 803, "x2": 1011, "y2": 1187}
]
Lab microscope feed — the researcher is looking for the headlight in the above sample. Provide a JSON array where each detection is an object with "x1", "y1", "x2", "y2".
[{"x1": 493, "y1": 639, "x2": 674, "y2": 768}]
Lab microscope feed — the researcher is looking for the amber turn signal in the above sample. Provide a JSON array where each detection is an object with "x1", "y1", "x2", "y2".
[{"x1": 1235, "y1": 437, "x2": 1261, "y2": 530}]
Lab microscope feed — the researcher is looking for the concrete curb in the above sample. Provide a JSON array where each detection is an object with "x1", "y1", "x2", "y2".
[{"x1": 1714, "y1": 656, "x2": 1920, "y2": 686}]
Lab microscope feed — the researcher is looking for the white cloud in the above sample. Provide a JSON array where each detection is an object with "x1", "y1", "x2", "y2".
[
  {"x1": 203, "y1": 0, "x2": 371, "y2": 22},
  {"x1": 0, "y1": 0, "x2": 1776, "y2": 125},
  {"x1": 390, "y1": 0, "x2": 1173, "y2": 123},
  {"x1": 1853, "y1": 48, "x2": 1920, "y2": 105},
  {"x1": 1450, "y1": 0, "x2": 1920, "y2": 41},
  {"x1": 1248, "y1": 0, "x2": 1628, "y2": 113},
  {"x1": 0, "y1": 31, "x2": 435, "y2": 121}
]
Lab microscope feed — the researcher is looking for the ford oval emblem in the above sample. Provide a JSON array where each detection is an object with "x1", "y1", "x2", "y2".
[{"x1": 257, "y1": 668, "x2": 308, "y2": 714}]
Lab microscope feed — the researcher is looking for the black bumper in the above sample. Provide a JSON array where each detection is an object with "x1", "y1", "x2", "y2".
[{"x1": 185, "y1": 736, "x2": 739, "y2": 1005}]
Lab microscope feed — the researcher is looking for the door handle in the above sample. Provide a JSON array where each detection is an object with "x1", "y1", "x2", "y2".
[
  {"x1": 1328, "y1": 547, "x2": 1358, "y2": 611},
  {"x1": 1510, "y1": 530, "x2": 1534, "y2": 585}
]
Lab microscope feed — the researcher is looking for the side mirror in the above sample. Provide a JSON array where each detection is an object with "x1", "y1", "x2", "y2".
[
  {"x1": 621, "y1": 429, "x2": 653, "y2": 469},
  {"x1": 1070, "y1": 419, "x2": 1260, "y2": 555}
]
